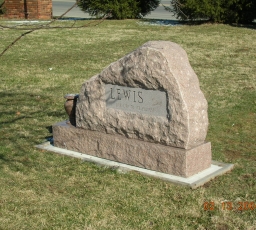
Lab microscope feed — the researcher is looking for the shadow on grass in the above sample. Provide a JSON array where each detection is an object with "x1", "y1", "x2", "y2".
[
  {"x1": 139, "y1": 19, "x2": 181, "y2": 26},
  {"x1": 0, "y1": 89, "x2": 66, "y2": 169},
  {"x1": 229, "y1": 21, "x2": 256, "y2": 30},
  {"x1": 141, "y1": 18, "x2": 256, "y2": 30}
]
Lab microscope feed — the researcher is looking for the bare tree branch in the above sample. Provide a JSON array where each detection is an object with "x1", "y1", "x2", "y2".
[
  {"x1": 0, "y1": 1, "x2": 109, "y2": 58},
  {"x1": 0, "y1": 30, "x2": 34, "y2": 57}
]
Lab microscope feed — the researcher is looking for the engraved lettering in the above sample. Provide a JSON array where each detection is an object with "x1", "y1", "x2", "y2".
[
  {"x1": 105, "y1": 84, "x2": 168, "y2": 118},
  {"x1": 123, "y1": 90, "x2": 131, "y2": 100},
  {"x1": 110, "y1": 88, "x2": 115, "y2": 99},
  {"x1": 117, "y1": 89, "x2": 121, "y2": 100},
  {"x1": 138, "y1": 91, "x2": 143, "y2": 103}
]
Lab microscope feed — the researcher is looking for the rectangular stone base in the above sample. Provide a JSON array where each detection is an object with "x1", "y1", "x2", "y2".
[{"x1": 53, "y1": 121, "x2": 212, "y2": 178}]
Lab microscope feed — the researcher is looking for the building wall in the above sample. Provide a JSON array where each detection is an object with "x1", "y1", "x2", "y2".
[
  {"x1": 37, "y1": 0, "x2": 52, "y2": 19},
  {"x1": 4, "y1": 0, "x2": 52, "y2": 19}
]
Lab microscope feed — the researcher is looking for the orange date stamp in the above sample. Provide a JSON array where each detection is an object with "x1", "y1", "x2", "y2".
[{"x1": 203, "y1": 201, "x2": 256, "y2": 211}]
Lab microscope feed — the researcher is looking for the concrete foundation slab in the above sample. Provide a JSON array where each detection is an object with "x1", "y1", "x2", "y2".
[{"x1": 36, "y1": 141, "x2": 233, "y2": 189}]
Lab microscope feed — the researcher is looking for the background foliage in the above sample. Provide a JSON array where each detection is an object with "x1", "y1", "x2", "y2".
[
  {"x1": 0, "y1": 0, "x2": 5, "y2": 15},
  {"x1": 167, "y1": 0, "x2": 256, "y2": 23},
  {"x1": 78, "y1": 0, "x2": 160, "y2": 19}
]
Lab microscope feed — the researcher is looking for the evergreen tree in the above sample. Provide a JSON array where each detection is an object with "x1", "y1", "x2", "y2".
[
  {"x1": 78, "y1": 0, "x2": 160, "y2": 19},
  {"x1": 166, "y1": 0, "x2": 256, "y2": 23},
  {"x1": 0, "y1": 0, "x2": 5, "y2": 15}
]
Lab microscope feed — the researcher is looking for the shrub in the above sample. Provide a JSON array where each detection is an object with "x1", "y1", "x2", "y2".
[
  {"x1": 226, "y1": 0, "x2": 256, "y2": 23},
  {"x1": 0, "y1": 0, "x2": 5, "y2": 15},
  {"x1": 165, "y1": 0, "x2": 256, "y2": 23},
  {"x1": 78, "y1": 0, "x2": 160, "y2": 19}
]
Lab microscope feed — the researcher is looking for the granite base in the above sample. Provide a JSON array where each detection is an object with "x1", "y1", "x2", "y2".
[{"x1": 52, "y1": 121, "x2": 212, "y2": 178}]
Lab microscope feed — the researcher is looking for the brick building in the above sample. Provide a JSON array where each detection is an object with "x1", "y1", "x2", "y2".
[{"x1": 4, "y1": 0, "x2": 52, "y2": 19}]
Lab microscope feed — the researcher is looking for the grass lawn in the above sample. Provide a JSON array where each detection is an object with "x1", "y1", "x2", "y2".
[{"x1": 0, "y1": 19, "x2": 255, "y2": 229}]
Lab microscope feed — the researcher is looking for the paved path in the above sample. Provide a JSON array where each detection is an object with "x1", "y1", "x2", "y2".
[{"x1": 52, "y1": 0, "x2": 177, "y2": 20}]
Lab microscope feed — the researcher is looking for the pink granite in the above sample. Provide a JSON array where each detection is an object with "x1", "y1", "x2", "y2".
[
  {"x1": 53, "y1": 121, "x2": 212, "y2": 178},
  {"x1": 76, "y1": 41, "x2": 208, "y2": 149}
]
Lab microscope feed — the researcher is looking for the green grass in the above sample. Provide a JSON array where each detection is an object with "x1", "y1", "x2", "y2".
[{"x1": 0, "y1": 19, "x2": 255, "y2": 229}]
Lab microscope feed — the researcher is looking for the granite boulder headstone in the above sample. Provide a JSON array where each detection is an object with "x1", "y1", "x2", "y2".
[{"x1": 53, "y1": 41, "x2": 212, "y2": 177}]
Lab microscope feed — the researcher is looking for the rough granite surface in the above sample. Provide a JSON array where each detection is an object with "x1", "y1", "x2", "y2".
[
  {"x1": 76, "y1": 41, "x2": 209, "y2": 149},
  {"x1": 53, "y1": 121, "x2": 212, "y2": 177}
]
